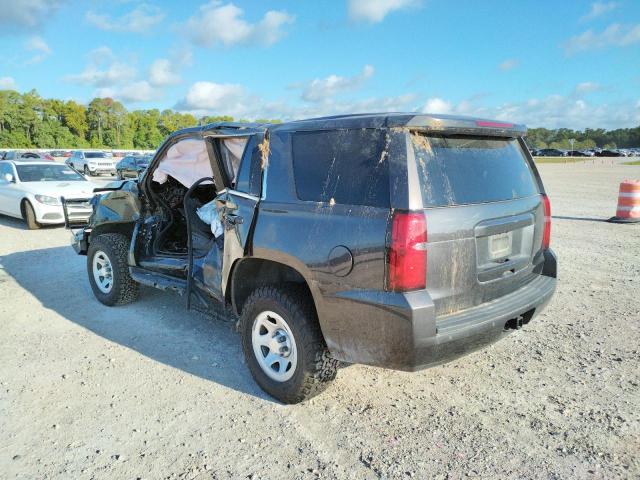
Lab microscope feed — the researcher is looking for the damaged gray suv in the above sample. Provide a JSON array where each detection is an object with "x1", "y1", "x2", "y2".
[{"x1": 66, "y1": 114, "x2": 557, "y2": 403}]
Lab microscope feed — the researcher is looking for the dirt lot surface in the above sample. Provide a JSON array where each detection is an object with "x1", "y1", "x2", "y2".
[{"x1": 1, "y1": 164, "x2": 639, "y2": 479}]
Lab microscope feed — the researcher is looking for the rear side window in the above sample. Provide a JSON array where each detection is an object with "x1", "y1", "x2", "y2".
[
  {"x1": 292, "y1": 129, "x2": 389, "y2": 207},
  {"x1": 412, "y1": 134, "x2": 539, "y2": 207}
]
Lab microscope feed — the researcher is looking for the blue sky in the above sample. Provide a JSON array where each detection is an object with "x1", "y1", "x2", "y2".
[{"x1": 0, "y1": 0, "x2": 639, "y2": 129}]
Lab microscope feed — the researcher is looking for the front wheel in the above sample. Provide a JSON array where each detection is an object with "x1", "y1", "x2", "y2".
[
  {"x1": 240, "y1": 286, "x2": 338, "y2": 404},
  {"x1": 87, "y1": 233, "x2": 139, "y2": 306},
  {"x1": 22, "y1": 200, "x2": 40, "y2": 230},
  {"x1": 83, "y1": 165, "x2": 92, "y2": 176}
]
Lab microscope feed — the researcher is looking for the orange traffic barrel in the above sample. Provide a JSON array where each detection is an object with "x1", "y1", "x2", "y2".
[{"x1": 609, "y1": 180, "x2": 640, "y2": 223}]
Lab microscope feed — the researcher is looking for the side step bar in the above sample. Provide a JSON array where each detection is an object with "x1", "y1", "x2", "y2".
[
  {"x1": 129, "y1": 267, "x2": 186, "y2": 294},
  {"x1": 128, "y1": 267, "x2": 220, "y2": 314}
]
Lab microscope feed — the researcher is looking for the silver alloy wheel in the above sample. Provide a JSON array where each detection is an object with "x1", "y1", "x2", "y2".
[
  {"x1": 251, "y1": 310, "x2": 298, "y2": 382},
  {"x1": 92, "y1": 250, "x2": 114, "y2": 294}
]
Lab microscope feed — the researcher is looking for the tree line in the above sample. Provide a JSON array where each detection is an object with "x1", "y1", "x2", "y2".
[
  {"x1": 0, "y1": 89, "x2": 280, "y2": 150},
  {"x1": 523, "y1": 126, "x2": 639, "y2": 150},
  {"x1": 1, "y1": 89, "x2": 638, "y2": 150}
]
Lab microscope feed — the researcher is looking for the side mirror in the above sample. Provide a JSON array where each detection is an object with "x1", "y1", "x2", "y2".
[{"x1": 3, "y1": 173, "x2": 14, "y2": 183}]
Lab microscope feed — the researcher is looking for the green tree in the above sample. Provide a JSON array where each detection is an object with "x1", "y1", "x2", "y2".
[{"x1": 62, "y1": 100, "x2": 88, "y2": 141}]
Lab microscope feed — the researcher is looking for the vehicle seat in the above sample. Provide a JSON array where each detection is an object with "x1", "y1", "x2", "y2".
[{"x1": 183, "y1": 197, "x2": 216, "y2": 258}]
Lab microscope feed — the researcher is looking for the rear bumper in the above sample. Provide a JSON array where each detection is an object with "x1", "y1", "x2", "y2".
[
  {"x1": 410, "y1": 272, "x2": 555, "y2": 370},
  {"x1": 322, "y1": 249, "x2": 557, "y2": 370}
]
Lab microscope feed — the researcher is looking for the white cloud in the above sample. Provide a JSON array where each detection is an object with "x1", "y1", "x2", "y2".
[
  {"x1": 183, "y1": 2, "x2": 294, "y2": 47},
  {"x1": 85, "y1": 4, "x2": 165, "y2": 33},
  {"x1": 66, "y1": 47, "x2": 136, "y2": 88},
  {"x1": 175, "y1": 81, "x2": 248, "y2": 114},
  {"x1": 0, "y1": 0, "x2": 65, "y2": 30},
  {"x1": 348, "y1": 0, "x2": 419, "y2": 23},
  {"x1": 581, "y1": 2, "x2": 618, "y2": 22},
  {"x1": 175, "y1": 77, "x2": 418, "y2": 120},
  {"x1": 25, "y1": 35, "x2": 51, "y2": 64},
  {"x1": 98, "y1": 81, "x2": 159, "y2": 103},
  {"x1": 419, "y1": 88, "x2": 640, "y2": 130},
  {"x1": 498, "y1": 58, "x2": 519, "y2": 71},
  {"x1": 575, "y1": 82, "x2": 601, "y2": 93},
  {"x1": 423, "y1": 97, "x2": 453, "y2": 114},
  {"x1": 149, "y1": 59, "x2": 181, "y2": 87},
  {"x1": 67, "y1": 46, "x2": 194, "y2": 104},
  {"x1": 299, "y1": 65, "x2": 374, "y2": 102},
  {"x1": 173, "y1": 77, "x2": 639, "y2": 129},
  {"x1": 0, "y1": 77, "x2": 17, "y2": 89},
  {"x1": 564, "y1": 23, "x2": 640, "y2": 54},
  {"x1": 148, "y1": 48, "x2": 192, "y2": 87}
]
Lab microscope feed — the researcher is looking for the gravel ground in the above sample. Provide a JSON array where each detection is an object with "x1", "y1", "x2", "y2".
[{"x1": 1, "y1": 164, "x2": 639, "y2": 479}]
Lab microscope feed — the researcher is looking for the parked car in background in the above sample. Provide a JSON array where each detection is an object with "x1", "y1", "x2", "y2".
[
  {"x1": 0, "y1": 161, "x2": 96, "y2": 229},
  {"x1": 65, "y1": 151, "x2": 116, "y2": 176},
  {"x1": 115, "y1": 154, "x2": 152, "y2": 180},
  {"x1": 50, "y1": 150, "x2": 66, "y2": 157},
  {"x1": 566, "y1": 150, "x2": 589, "y2": 157},
  {"x1": 595, "y1": 149, "x2": 623, "y2": 157},
  {"x1": 1, "y1": 151, "x2": 54, "y2": 162},
  {"x1": 69, "y1": 115, "x2": 557, "y2": 403},
  {"x1": 536, "y1": 148, "x2": 566, "y2": 157}
]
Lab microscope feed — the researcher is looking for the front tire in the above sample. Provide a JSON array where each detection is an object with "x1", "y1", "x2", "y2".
[
  {"x1": 87, "y1": 233, "x2": 139, "y2": 306},
  {"x1": 84, "y1": 165, "x2": 93, "y2": 177},
  {"x1": 22, "y1": 200, "x2": 40, "y2": 230},
  {"x1": 240, "y1": 286, "x2": 338, "y2": 404}
]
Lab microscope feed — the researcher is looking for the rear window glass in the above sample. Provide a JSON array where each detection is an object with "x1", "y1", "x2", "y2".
[
  {"x1": 292, "y1": 129, "x2": 389, "y2": 207},
  {"x1": 412, "y1": 134, "x2": 539, "y2": 207}
]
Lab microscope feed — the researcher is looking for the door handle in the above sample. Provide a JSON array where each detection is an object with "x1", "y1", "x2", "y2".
[{"x1": 225, "y1": 214, "x2": 243, "y2": 226}]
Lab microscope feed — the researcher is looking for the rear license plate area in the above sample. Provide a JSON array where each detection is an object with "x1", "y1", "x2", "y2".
[{"x1": 489, "y1": 231, "x2": 512, "y2": 260}]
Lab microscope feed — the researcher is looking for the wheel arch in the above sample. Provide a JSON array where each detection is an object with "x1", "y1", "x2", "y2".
[
  {"x1": 20, "y1": 195, "x2": 35, "y2": 218},
  {"x1": 228, "y1": 257, "x2": 322, "y2": 324},
  {"x1": 89, "y1": 222, "x2": 136, "y2": 243}
]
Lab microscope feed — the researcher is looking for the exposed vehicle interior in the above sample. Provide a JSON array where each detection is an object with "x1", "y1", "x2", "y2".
[{"x1": 147, "y1": 136, "x2": 248, "y2": 260}]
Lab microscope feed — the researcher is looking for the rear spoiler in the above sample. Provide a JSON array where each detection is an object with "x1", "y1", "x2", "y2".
[{"x1": 403, "y1": 115, "x2": 527, "y2": 138}]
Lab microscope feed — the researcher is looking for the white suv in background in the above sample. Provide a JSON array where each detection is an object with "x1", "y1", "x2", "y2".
[{"x1": 66, "y1": 151, "x2": 116, "y2": 176}]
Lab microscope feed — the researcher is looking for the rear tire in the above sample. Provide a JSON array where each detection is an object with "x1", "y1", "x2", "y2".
[
  {"x1": 87, "y1": 233, "x2": 139, "y2": 306},
  {"x1": 240, "y1": 286, "x2": 338, "y2": 404},
  {"x1": 22, "y1": 200, "x2": 40, "y2": 230}
]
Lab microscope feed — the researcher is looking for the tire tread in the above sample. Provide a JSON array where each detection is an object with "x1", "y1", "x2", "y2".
[
  {"x1": 240, "y1": 285, "x2": 338, "y2": 404},
  {"x1": 88, "y1": 233, "x2": 139, "y2": 306}
]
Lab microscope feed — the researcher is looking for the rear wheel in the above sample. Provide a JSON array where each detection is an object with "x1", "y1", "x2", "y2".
[
  {"x1": 240, "y1": 286, "x2": 338, "y2": 403},
  {"x1": 87, "y1": 233, "x2": 139, "y2": 306},
  {"x1": 22, "y1": 200, "x2": 40, "y2": 230}
]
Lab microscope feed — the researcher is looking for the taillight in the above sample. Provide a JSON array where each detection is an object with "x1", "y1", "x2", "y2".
[
  {"x1": 388, "y1": 212, "x2": 427, "y2": 292},
  {"x1": 541, "y1": 194, "x2": 551, "y2": 249}
]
